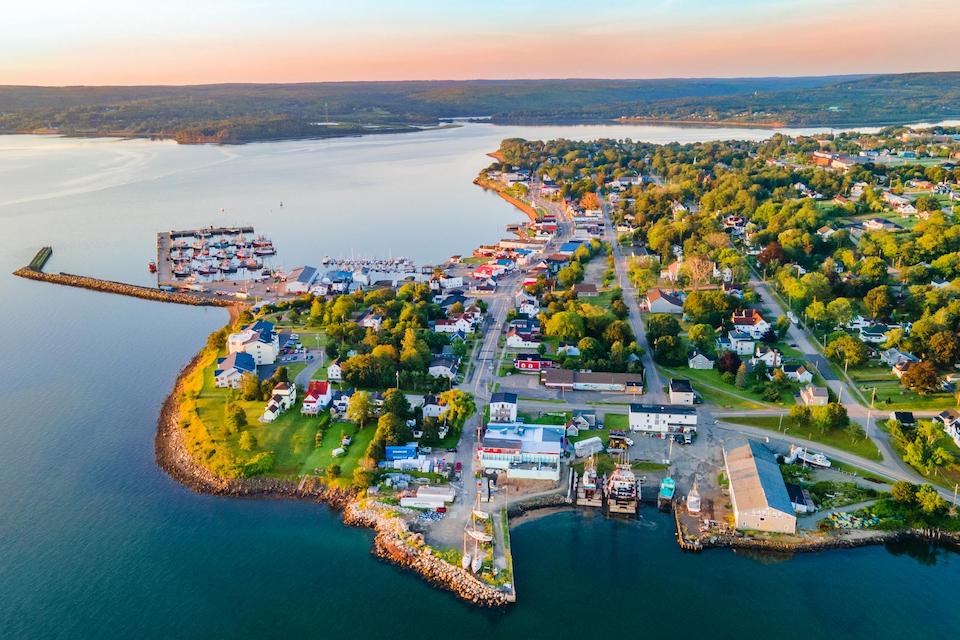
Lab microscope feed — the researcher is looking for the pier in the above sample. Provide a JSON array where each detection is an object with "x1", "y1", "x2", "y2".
[{"x1": 13, "y1": 246, "x2": 240, "y2": 309}]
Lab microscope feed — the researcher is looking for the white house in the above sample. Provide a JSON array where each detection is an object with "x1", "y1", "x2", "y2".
[
  {"x1": 645, "y1": 289, "x2": 685, "y2": 314},
  {"x1": 752, "y1": 345, "x2": 782, "y2": 368},
  {"x1": 731, "y1": 309, "x2": 771, "y2": 340},
  {"x1": 725, "y1": 330, "x2": 755, "y2": 356},
  {"x1": 860, "y1": 324, "x2": 892, "y2": 344},
  {"x1": 261, "y1": 382, "x2": 297, "y2": 423},
  {"x1": 506, "y1": 328, "x2": 540, "y2": 349},
  {"x1": 490, "y1": 392, "x2": 519, "y2": 423},
  {"x1": 228, "y1": 320, "x2": 280, "y2": 365},
  {"x1": 420, "y1": 394, "x2": 445, "y2": 419},
  {"x1": 213, "y1": 352, "x2": 257, "y2": 388},
  {"x1": 628, "y1": 404, "x2": 698, "y2": 435},
  {"x1": 429, "y1": 356, "x2": 460, "y2": 380},
  {"x1": 936, "y1": 410, "x2": 960, "y2": 447},
  {"x1": 359, "y1": 311, "x2": 383, "y2": 331},
  {"x1": 434, "y1": 316, "x2": 474, "y2": 334},
  {"x1": 780, "y1": 364, "x2": 814, "y2": 384},
  {"x1": 327, "y1": 357, "x2": 344, "y2": 381},
  {"x1": 687, "y1": 349, "x2": 715, "y2": 370}
]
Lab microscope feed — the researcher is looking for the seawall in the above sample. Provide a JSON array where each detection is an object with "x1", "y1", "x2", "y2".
[
  {"x1": 14, "y1": 267, "x2": 239, "y2": 308},
  {"x1": 344, "y1": 500, "x2": 511, "y2": 607}
]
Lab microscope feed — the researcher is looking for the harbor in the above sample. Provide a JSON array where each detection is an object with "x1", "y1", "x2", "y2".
[{"x1": 155, "y1": 225, "x2": 274, "y2": 290}]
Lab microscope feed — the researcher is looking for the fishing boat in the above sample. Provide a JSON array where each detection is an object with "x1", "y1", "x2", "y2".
[
  {"x1": 686, "y1": 479, "x2": 702, "y2": 515},
  {"x1": 219, "y1": 260, "x2": 237, "y2": 273},
  {"x1": 244, "y1": 258, "x2": 261, "y2": 270},
  {"x1": 172, "y1": 264, "x2": 191, "y2": 278},
  {"x1": 576, "y1": 455, "x2": 603, "y2": 507},
  {"x1": 605, "y1": 460, "x2": 639, "y2": 515},
  {"x1": 251, "y1": 234, "x2": 272, "y2": 247},
  {"x1": 254, "y1": 243, "x2": 276, "y2": 256},
  {"x1": 657, "y1": 477, "x2": 676, "y2": 512},
  {"x1": 197, "y1": 263, "x2": 217, "y2": 276},
  {"x1": 261, "y1": 268, "x2": 272, "y2": 277},
  {"x1": 147, "y1": 261, "x2": 157, "y2": 273},
  {"x1": 191, "y1": 239, "x2": 205, "y2": 251}
]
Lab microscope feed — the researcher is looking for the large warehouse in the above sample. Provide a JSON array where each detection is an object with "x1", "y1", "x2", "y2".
[{"x1": 723, "y1": 440, "x2": 797, "y2": 534}]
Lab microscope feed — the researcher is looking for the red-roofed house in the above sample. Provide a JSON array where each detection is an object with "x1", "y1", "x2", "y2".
[
  {"x1": 732, "y1": 308, "x2": 771, "y2": 339},
  {"x1": 301, "y1": 380, "x2": 332, "y2": 415}
]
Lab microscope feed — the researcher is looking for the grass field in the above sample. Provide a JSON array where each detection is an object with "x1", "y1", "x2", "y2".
[
  {"x1": 724, "y1": 415, "x2": 883, "y2": 461},
  {"x1": 848, "y1": 364, "x2": 956, "y2": 410},
  {"x1": 660, "y1": 366, "x2": 786, "y2": 410}
]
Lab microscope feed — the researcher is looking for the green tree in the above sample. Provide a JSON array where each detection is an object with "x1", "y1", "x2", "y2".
[
  {"x1": 239, "y1": 373, "x2": 263, "y2": 401},
  {"x1": 824, "y1": 335, "x2": 869, "y2": 367},
  {"x1": 239, "y1": 431, "x2": 257, "y2": 452},
  {"x1": 734, "y1": 362, "x2": 747, "y2": 389},
  {"x1": 890, "y1": 481, "x2": 916, "y2": 503},
  {"x1": 438, "y1": 389, "x2": 476, "y2": 426},
  {"x1": 826, "y1": 298, "x2": 854, "y2": 327},
  {"x1": 863, "y1": 285, "x2": 892, "y2": 320},
  {"x1": 347, "y1": 390, "x2": 372, "y2": 427},
  {"x1": 916, "y1": 484, "x2": 946, "y2": 514},
  {"x1": 790, "y1": 404, "x2": 812, "y2": 427},
  {"x1": 224, "y1": 402, "x2": 248, "y2": 432},
  {"x1": 382, "y1": 388, "x2": 411, "y2": 419},
  {"x1": 545, "y1": 311, "x2": 585, "y2": 342},
  {"x1": 326, "y1": 464, "x2": 342, "y2": 480},
  {"x1": 645, "y1": 314, "x2": 682, "y2": 342},
  {"x1": 927, "y1": 331, "x2": 960, "y2": 368},
  {"x1": 687, "y1": 324, "x2": 716, "y2": 351}
]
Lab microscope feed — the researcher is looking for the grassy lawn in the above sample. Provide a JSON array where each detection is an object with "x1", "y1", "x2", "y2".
[
  {"x1": 660, "y1": 366, "x2": 787, "y2": 410},
  {"x1": 848, "y1": 364, "x2": 955, "y2": 410},
  {"x1": 298, "y1": 419, "x2": 377, "y2": 486},
  {"x1": 604, "y1": 413, "x2": 628, "y2": 429},
  {"x1": 522, "y1": 411, "x2": 569, "y2": 425},
  {"x1": 831, "y1": 460, "x2": 890, "y2": 484},
  {"x1": 724, "y1": 415, "x2": 882, "y2": 461}
]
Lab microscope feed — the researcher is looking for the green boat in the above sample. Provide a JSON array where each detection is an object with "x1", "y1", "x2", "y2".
[{"x1": 657, "y1": 477, "x2": 676, "y2": 511}]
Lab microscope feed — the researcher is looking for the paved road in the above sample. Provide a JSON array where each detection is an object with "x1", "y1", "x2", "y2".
[{"x1": 601, "y1": 200, "x2": 664, "y2": 402}]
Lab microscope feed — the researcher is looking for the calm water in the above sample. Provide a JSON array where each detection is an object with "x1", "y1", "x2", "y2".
[{"x1": 0, "y1": 123, "x2": 957, "y2": 639}]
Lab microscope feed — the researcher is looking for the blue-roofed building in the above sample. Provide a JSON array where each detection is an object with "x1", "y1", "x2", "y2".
[
  {"x1": 285, "y1": 265, "x2": 318, "y2": 294},
  {"x1": 227, "y1": 320, "x2": 279, "y2": 365},
  {"x1": 214, "y1": 352, "x2": 257, "y2": 388},
  {"x1": 558, "y1": 241, "x2": 583, "y2": 255},
  {"x1": 723, "y1": 440, "x2": 797, "y2": 534}
]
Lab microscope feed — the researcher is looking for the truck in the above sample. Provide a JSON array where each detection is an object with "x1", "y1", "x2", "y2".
[{"x1": 574, "y1": 436, "x2": 604, "y2": 458}]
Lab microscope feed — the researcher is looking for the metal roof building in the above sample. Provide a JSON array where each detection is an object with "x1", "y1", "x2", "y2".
[{"x1": 723, "y1": 440, "x2": 797, "y2": 534}]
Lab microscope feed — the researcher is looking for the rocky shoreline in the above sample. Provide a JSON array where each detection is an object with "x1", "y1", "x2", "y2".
[
  {"x1": 343, "y1": 500, "x2": 511, "y2": 607},
  {"x1": 154, "y1": 343, "x2": 511, "y2": 606}
]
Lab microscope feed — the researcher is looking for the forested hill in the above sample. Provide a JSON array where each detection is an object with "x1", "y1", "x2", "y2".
[{"x1": 0, "y1": 72, "x2": 956, "y2": 143}]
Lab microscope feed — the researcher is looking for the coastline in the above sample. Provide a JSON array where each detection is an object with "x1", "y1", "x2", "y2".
[
  {"x1": 153, "y1": 315, "x2": 512, "y2": 607},
  {"x1": 472, "y1": 176, "x2": 539, "y2": 222}
]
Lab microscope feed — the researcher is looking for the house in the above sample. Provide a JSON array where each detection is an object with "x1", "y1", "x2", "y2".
[
  {"x1": 285, "y1": 265, "x2": 318, "y2": 294},
  {"x1": 331, "y1": 388, "x2": 354, "y2": 414},
  {"x1": 214, "y1": 352, "x2": 257, "y2": 388},
  {"x1": 860, "y1": 324, "x2": 891, "y2": 344},
  {"x1": 936, "y1": 410, "x2": 960, "y2": 447},
  {"x1": 863, "y1": 218, "x2": 902, "y2": 232},
  {"x1": 227, "y1": 320, "x2": 280, "y2": 365},
  {"x1": 490, "y1": 392, "x2": 519, "y2": 423},
  {"x1": 660, "y1": 260, "x2": 684, "y2": 282},
  {"x1": 628, "y1": 404, "x2": 698, "y2": 435},
  {"x1": 359, "y1": 311, "x2": 383, "y2": 331},
  {"x1": 732, "y1": 309, "x2": 771, "y2": 339},
  {"x1": 799, "y1": 385, "x2": 829, "y2": 406},
  {"x1": 816, "y1": 225, "x2": 837, "y2": 240},
  {"x1": 434, "y1": 316, "x2": 474, "y2": 334},
  {"x1": 542, "y1": 369, "x2": 643, "y2": 393},
  {"x1": 478, "y1": 423, "x2": 563, "y2": 482},
  {"x1": 301, "y1": 380, "x2": 332, "y2": 414},
  {"x1": 261, "y1": 382, "x2": 297, "y2": 423},
  {"x1": 725, "y1": 330, "x2": 755, "y2": 356},
  {"x1": 506, "y1": 328, "x2": 540, "y2": 349},
  {"x1": 892, "y1": 361, "x2": 915, "y2": 379},
  {"x1": 889, "y1": 411, "x2": 916, "y2": 427},
  {"x1": 515, "y1": 292, "x2": 540, "y2": 317},
  {"x1": 752, "y1": 345, "x2": 782, "y2": 368},
  {"x1": 724, "y1": 440, "x2": 797, "y2": 534},
  {"x1": 722, "y1": 282, "x2": 744, "y2": 299},
  {"x1": 644, "y1": 289, "x2": 685, "y2": 314},
  {"x1": 572, "y1": 409, "x2": 598, "y2": 429},
  {"x1": 668, "y1": 379, "x2": 695, "y2": 405},
  {"x1": 420, "y1": 394, "x2": 445, "y2": 418},
  {"x1": 572, "y1": 283, "x2": 599, "y2": 297},
  {"x1": 514, "y1": 353, "x2": 553, "y2": 372},
  {"x1": 327, "y1": 357, "x2": 344, "y2": 381},
  {"x1": 428, "y1": 356, "x2": 460, "y2": 380},
  {"x1": 880, "y1": 348, "x2": 918, "y2": 367},
  {"x1": 786, "y1": 483, "x2": 816, "y2": 515},
  {"x1": 687, "y1": 349, "x2": 715, "y2": 370},
  {"x1": 781, "y1": 363, "x2": 814, "y2": 384}
]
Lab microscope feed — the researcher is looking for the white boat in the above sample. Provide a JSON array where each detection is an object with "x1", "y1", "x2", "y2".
[
  {"x1": 461, "y1": 553, "x2": 472, "y2": 570},
  {"x1": 471, "y1": 552, "x2": 482, "y2": 574},
  {"x1": 472, "y1": 510, "x2": 490, "y2": 520},
  {"x1": 686, "y1": 479, "x2": 702, "y2": 514},
  {"x1": 788, "y1": 445, "x2": 831, "y2": 469},
  {"x1": 465, "y1": 529, "x2": 493, "y2": 543}
]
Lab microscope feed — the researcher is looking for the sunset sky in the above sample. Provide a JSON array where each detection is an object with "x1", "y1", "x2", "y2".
[{"x1": 2, "y1": 0, "x2": 957, "y2": 85}]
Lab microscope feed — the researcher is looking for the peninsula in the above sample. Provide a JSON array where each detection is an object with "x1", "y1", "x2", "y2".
[{"x1": 15, "y1": 123, "x2": 960, "y2": 608}]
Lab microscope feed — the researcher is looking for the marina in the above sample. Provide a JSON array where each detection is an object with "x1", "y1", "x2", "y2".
[{"x1": 155, "y1": 226, "x2": 275, "y2": 291}]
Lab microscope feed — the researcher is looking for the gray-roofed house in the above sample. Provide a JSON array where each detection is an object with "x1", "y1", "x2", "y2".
[
  {"x1": 687, "y1": 349, "x2": 715, "y2": 370},
  {"x1": 724, "y1": 440, "x2": 797, "y2": 534},
  {"x1": 285, "y1": 265, "x2": 318, "y2": 294}
]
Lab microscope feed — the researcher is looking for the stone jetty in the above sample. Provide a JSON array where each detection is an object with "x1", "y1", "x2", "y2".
[{"x1": 344, "y1": 500, "x2": 511, "y2": 607}]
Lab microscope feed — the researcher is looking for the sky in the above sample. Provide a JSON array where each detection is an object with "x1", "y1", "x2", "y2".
[{"x1": 1, "y1": 0, "x2": 957, "y2": 85}]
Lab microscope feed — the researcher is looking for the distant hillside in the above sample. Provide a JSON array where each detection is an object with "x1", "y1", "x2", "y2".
[{"x1": 0, "y1": 73, "x2": 956, "y2": 143}]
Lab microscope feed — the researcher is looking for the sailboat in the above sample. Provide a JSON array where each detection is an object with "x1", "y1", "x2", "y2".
[{"x1": 686, "y1": 479, "x2": 702, "y2": 515}]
